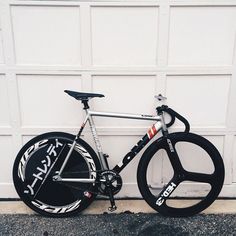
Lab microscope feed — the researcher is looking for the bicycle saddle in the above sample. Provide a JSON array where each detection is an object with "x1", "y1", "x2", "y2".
[{"x1": 64, "y1": 90, "x2": 104, "y2": 100}]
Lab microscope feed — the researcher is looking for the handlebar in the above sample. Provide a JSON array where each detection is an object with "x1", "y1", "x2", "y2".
[
  {"x1": 156, "y1": 105, "x2": 190, "y2": 133},
  {"x1": 165, "y1": 109, "x2": 175, "y2": 128}
]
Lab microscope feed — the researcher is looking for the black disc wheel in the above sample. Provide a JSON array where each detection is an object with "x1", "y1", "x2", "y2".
[
  {"x1": 13, "y1": 132, "x2": 101, "y2": 217},
  {"x1": 137, "y1": 132, "x2": 225, "y2": 217}
]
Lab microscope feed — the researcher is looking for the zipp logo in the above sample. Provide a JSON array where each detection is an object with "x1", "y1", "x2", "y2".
[{"x1": 156, "y1": 182, "x2": 177, "y2": 206}]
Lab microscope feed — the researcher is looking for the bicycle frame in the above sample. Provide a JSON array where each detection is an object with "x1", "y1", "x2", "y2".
[{"x1": 55, "y1": 109, "x2": 166, "y2": 183}]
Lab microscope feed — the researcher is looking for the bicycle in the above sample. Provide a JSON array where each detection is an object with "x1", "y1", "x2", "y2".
[{"x1": 13, "y1": 91, "x2": 225, "y2": 217}]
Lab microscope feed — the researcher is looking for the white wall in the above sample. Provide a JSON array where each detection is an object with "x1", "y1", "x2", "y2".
[{"x1": 0, "y1": 0, "x2": 236, "y2": 198}]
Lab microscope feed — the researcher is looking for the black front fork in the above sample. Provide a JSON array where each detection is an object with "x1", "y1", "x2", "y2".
[{"x1": 156, "y1": 105, "x2": 190, "y2": 187}]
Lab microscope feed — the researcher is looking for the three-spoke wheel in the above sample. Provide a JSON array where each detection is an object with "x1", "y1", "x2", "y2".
[{"x1": 137, "y1": 132, "x2": 225, "y2": 217}]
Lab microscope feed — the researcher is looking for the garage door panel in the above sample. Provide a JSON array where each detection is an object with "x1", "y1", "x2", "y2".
[
  {"x1": 0, "y1": 28, "x2": 4, "y2": 64},
  {"x1": 0, "y1": 75, "x2": 11, "y2": 126},
  {"x1": 92, "y1": 75, "x2": 156, "y2": 127},
  {"x1": 0, "y1": 136, "x2": 14, "y2": 183},
  {"x1": 22, "y1": 135, "x2": 34, "y2": 146},
  {"x1": 11, "y1": 5, "x2": 81, "y2": 65},
  {"x1": 168, "y1": 6, "x2": 236, "y2": 66},
  {"x1": 17, "y1": 75, "x2": 83, "y2": 127},
  {"x1": 91, "y1": 6, "x2": 159, "y2": 66},
  {"x1": 99, "y1": 135, "x2": 144, "y2": 183},
  {"x1": 233, "y1": 136, "x2": 236, "y2": 183},
  {"x1": 166, "y1": 75, "x2": 230, "y2": 126}
]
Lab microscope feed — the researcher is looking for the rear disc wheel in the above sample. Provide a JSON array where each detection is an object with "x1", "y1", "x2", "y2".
[{"x1": 13, "y1": 132, "x2": 101, "y2": 217}]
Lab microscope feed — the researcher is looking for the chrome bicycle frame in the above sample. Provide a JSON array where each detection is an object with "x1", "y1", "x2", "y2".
[{"x1": 55, "y1": 109, "x2": 165, "y2": 183}]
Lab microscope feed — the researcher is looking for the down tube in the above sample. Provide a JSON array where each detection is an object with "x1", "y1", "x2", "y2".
[{"x1": 113, "y1": 121, "x2": 162, "y2": 173}]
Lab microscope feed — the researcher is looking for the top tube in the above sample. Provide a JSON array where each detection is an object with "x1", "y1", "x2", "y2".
[{"x1": 88, "y1": 110, "x2": 161, "y2": 122}]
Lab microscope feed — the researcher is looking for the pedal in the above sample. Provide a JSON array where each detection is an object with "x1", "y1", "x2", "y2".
[
  {"x1": 108, "y1": 205, "x2": 117, "y2": 212},
  {"x1": 84, "y1": 191, "x2": 92, "y2": 199}
]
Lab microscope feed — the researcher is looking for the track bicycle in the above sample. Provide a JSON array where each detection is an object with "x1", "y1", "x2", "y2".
[{"x1": 13, "y1": 91, "x2": 225, "y2": 217}]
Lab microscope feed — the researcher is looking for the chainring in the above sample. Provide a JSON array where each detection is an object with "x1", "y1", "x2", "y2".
[{"x1": 98, "y1": 170, "x2": 122, "y2": 196}]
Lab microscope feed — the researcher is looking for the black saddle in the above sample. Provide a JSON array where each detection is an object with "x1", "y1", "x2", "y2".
[{"x1": 64, "y1": 90, "x2": 104, "y2": 101}]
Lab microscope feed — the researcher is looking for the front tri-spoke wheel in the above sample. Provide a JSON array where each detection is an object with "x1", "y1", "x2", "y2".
[{"x1": 137, "y1": 132, "x2": 225, "y2": 217}]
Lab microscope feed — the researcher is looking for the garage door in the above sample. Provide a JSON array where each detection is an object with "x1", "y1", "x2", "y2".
[{"x1": 0, "y1": 0, "x2": 236, "y2": 198}]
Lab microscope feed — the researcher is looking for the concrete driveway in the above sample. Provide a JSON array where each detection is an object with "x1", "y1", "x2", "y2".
[
  {"x1": 0, "y1": 213, "x2": 236, "y2": 236},
  {"x1": 1, "y1": 200, "x2": 236, "y2": 235}
]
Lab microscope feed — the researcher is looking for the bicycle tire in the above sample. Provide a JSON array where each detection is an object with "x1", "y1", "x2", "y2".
[
  {"x1": 13, "y1": 132, "x2": 101, "y2": 217},
  {"x1": 137, "y1": 132, "x2": 225, "y2": 217}
]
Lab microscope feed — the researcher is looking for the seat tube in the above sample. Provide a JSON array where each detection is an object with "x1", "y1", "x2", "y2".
[
  {"x1": 57, "y1": 110, "x2": 89, "y2": 176},
  {"x1": 88, "y1": 114, "x2": 108, "y2": 170}
]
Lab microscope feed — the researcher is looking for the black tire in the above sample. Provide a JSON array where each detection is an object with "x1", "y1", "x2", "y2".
[
  {"x1": 137, "y1": 132, "x2": 225, "y2": 217},
  {"x1": 13, "y1": 132, "x2": 101, "y2": 217}
]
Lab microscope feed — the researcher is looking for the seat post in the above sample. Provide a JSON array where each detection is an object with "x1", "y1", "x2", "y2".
[{"x1": 81, "y1": 99, "x2": 90, "y2": 109}]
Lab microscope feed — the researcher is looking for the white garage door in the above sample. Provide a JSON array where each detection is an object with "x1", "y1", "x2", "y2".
[{"x1": 0, "y1": 0, "x2": 236, "y2": 198}]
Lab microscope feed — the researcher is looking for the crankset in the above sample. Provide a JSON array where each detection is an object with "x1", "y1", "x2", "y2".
[
  {"x1": 56, "y1": 170, "x2": 122, "y2": 212},
  {"x1": 98, "y1": 170, "x2": 122, "y2": 212},
  {"x1": 55, "y1": 169, "x2": 123, "y2": 195},
  {"x1": 98, "y1": 170, "x2": 122, "y2": 196}
]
